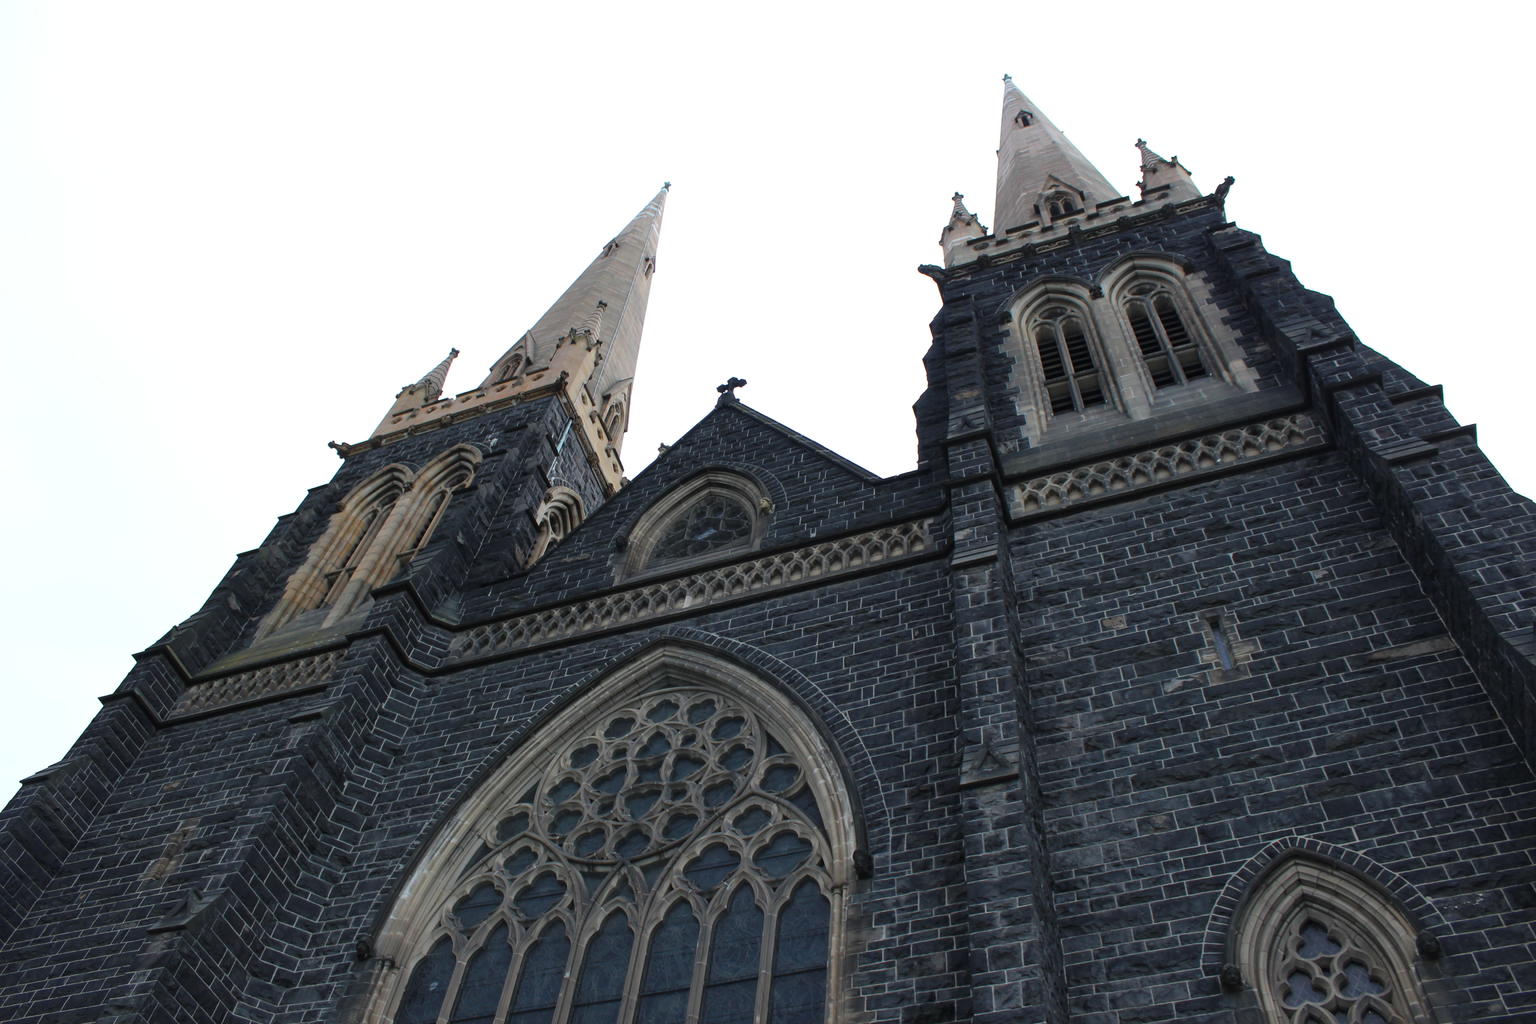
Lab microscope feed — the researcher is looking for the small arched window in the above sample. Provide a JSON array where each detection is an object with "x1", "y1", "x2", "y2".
[
  {"x1": 1044, "y1": 191, "x2": 1080, "y2": 219},
  {"x1": 366, "y1": 647, "x2": 855, "y2": 1024},
  {"x1": 529, "y1": 487, "x2": 586, "y2": 566},
  {"x1": 1123, "y1": 283, "x2": 1208, "y2": 387},
  {"x1": 1231, "y1": 854, "x2": 1436, "y2": 1024},
  {"x1": 1030, "y1": 305, "x2": 1105, "y2": 414}
]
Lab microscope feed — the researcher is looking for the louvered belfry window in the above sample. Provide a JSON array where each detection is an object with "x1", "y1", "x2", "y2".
[
  {"x1": 387, "y1": 687, "x2": 835, "y2": 1024},
  {"x1": 1124, "y1": 283, "x2": 1208, "y2": 388},
  {"x1": 1031, "y1": 305, "x2": 1105, "y2": 414}
]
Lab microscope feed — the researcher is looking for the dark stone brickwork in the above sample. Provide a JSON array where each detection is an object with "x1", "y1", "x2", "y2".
[{"x1": 4, "y1": 195, "x2": 1535, "y2": 1024}]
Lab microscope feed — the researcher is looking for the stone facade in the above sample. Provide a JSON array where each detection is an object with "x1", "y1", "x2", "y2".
[{"x1": 3, "y1": 87, "x2": 1536, "y2": 1024}]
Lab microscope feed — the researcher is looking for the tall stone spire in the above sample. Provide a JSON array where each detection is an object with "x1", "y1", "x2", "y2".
[
  {"x1": 482, "y1": 184, "x2": 668, "y2": 406},
  {"x1": 368, "y1": 186, "x2": 669, "y2": 479},
  {"x1": 994, "y1": 75, "x2": 1120, "y2": 234}
]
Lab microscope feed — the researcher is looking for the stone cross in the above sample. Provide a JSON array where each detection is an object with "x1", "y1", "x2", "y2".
[{"x1": 716, "y1": 377, "x2": 747, "y2": 402}]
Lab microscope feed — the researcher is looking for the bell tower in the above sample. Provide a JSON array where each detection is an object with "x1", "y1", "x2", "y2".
[
  {"x1": 167, "y1": 184, "x2": 670, "y2": 678},
  {"x1": 923, "y1": 77, "x2": 1263, "y2": 465}
]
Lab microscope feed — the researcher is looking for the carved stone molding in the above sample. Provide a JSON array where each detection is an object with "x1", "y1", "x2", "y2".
[
  {"x1": 1010, "y1": 412, "x2": 1325, "y2": 516},
  {"x1": 453, "y1": 518, "x2": 937, "y2": 661},
  {"x1": 174, "y1": 650, "x2": 341, "y2": 716}
]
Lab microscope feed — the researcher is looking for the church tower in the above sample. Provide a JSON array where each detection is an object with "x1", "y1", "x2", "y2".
[
  {"x1": 913, "y1": 76, "x2": 1536, "y2": 1024},
  {"x1": 5, "y1": 78, "x2": 1536, "y2": 1024}
]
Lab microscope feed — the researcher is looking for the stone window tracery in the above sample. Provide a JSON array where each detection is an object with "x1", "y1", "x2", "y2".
[
  {"x1": 621, "y1": 472, "x2": 769, "y2": 578},
  {"x1": 651, "y1": 495, "x2": 756, "y2": 566},
  {"x1": 1231, "y1": 854, "x2": 1435, "y2": 1024},
  {"x1": 368, "y1": 656, "x2": 851, "y2": 1024}
]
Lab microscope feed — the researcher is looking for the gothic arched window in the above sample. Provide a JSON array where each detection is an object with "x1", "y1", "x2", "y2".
[
  {"x1": 1044, "y1": 191, "x2": 1080, "y2": 219},
  {"x1": 621, "y1": 472, "x2": 769, "y2": 577},
  {"x1": 528, "y1": 487, "x2": 586, "y2": 566},
  {"x1": 1122, "y1": 281, "x2": 1209, "y2": 388},
  {"x1": 255, "y1": 445, "x2": 481, "y2": 640},
  {"x1": 1029, "y1": 304, "x2": 1106, "y2": 414},
  {"x1": 366, "y1": 647, "x2": 855, "y2": 1024},
  {"x1": 1231, "y1": 854, "x2": 1436, "y2": 1024}
]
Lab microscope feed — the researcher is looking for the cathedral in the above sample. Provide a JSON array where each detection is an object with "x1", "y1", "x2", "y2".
[{"x1": 3, "y1": 76, "x2": 1535, "y2": 1024}]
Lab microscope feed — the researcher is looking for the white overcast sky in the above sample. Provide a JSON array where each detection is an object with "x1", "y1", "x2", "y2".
[{"x1": 2, "y1": 2, "x2": 1533, "y2": 800}]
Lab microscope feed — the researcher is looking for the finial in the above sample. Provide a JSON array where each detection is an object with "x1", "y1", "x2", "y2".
[
  {"x1": 715, "y1": 376, "x2": 747, "y2": 404},
  {"x1": 1002, "y1": 73, "x2": 1012, "y2": 82},
  {"x1": 662, "y1": 181, "x2": 671, "y2": 191}
]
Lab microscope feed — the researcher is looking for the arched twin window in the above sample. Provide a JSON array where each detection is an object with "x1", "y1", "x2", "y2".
[
  {"x1": 1007, "y1": 259, "x2": 1245, "y2": 436},
  {"x1": 256, "y1": 445, "x2": 481, "y2": 638},
  {"x1": 1230, "y1": 854, "x2": 1436, "y2": 1024},
  {"x1": 622, "y1": 473, "x2": 768, "y2": 577},
  {"x1": 366, "y1": 647, "x2": 854, "y2": 1024},
  {"x1": 1043, "y1": 191, "x2": 1080, "y2": 220}
]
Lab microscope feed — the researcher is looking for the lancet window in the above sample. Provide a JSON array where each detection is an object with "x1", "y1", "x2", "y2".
[
  {"x1": 1231, "y1": 855, "x2": 1434, "y2": 1024},
  {"x1": 1030, "y1": 304, "x2": 1105, "y2": 414},
  {"x1": 255, "y1": 445, "x2": 480, "y2": 638},
  {"x1": 1123, "y1": 282, "x2": 1208, "y2": 387},
  {"x1": 368, "y1": 652, "x2": 852, "y2": 1024}
]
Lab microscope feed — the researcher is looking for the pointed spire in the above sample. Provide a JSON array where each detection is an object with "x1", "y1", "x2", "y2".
[
  {"x1": 481, "y1": 184, "x2": 668, "y2": 407},
  {"x1": 1136, "y1": 138, "x2": 1168, "y2": 171},
  {"x1": 940, "y1": 192, "x2": 988, "y2": 267},
  {"x1": 373, "y1": 347, "x2": 461, "y2": 433},
  {"x1": 410, "y1": 348, "x2": 459, "y2": 404},
  {"x1": 1135, "y1": 139, "x2": 1201, "y2": 203},
  {"x1": 995, "y1": 75, "x2": 1120, "y2": 234}
]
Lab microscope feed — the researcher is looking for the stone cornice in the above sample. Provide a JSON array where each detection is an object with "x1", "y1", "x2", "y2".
[
  {"x1": 937, "y1": 193, "x2": 1224, "y2": 279},
  {"x1": 452, "y1": 518, "x2": 939, "y2": 663},
  {"x1": 1008, "y1": 412, "x2": 1326, "y2": 519},
  {"x1": 165, "y1": 518, "x2": 941, "y2": 717}
]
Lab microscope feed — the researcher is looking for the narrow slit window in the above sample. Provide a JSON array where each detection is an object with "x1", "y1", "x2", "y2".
[{"x1": 1204, "y1": 613, "x2": 1236, "y2": 670}]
